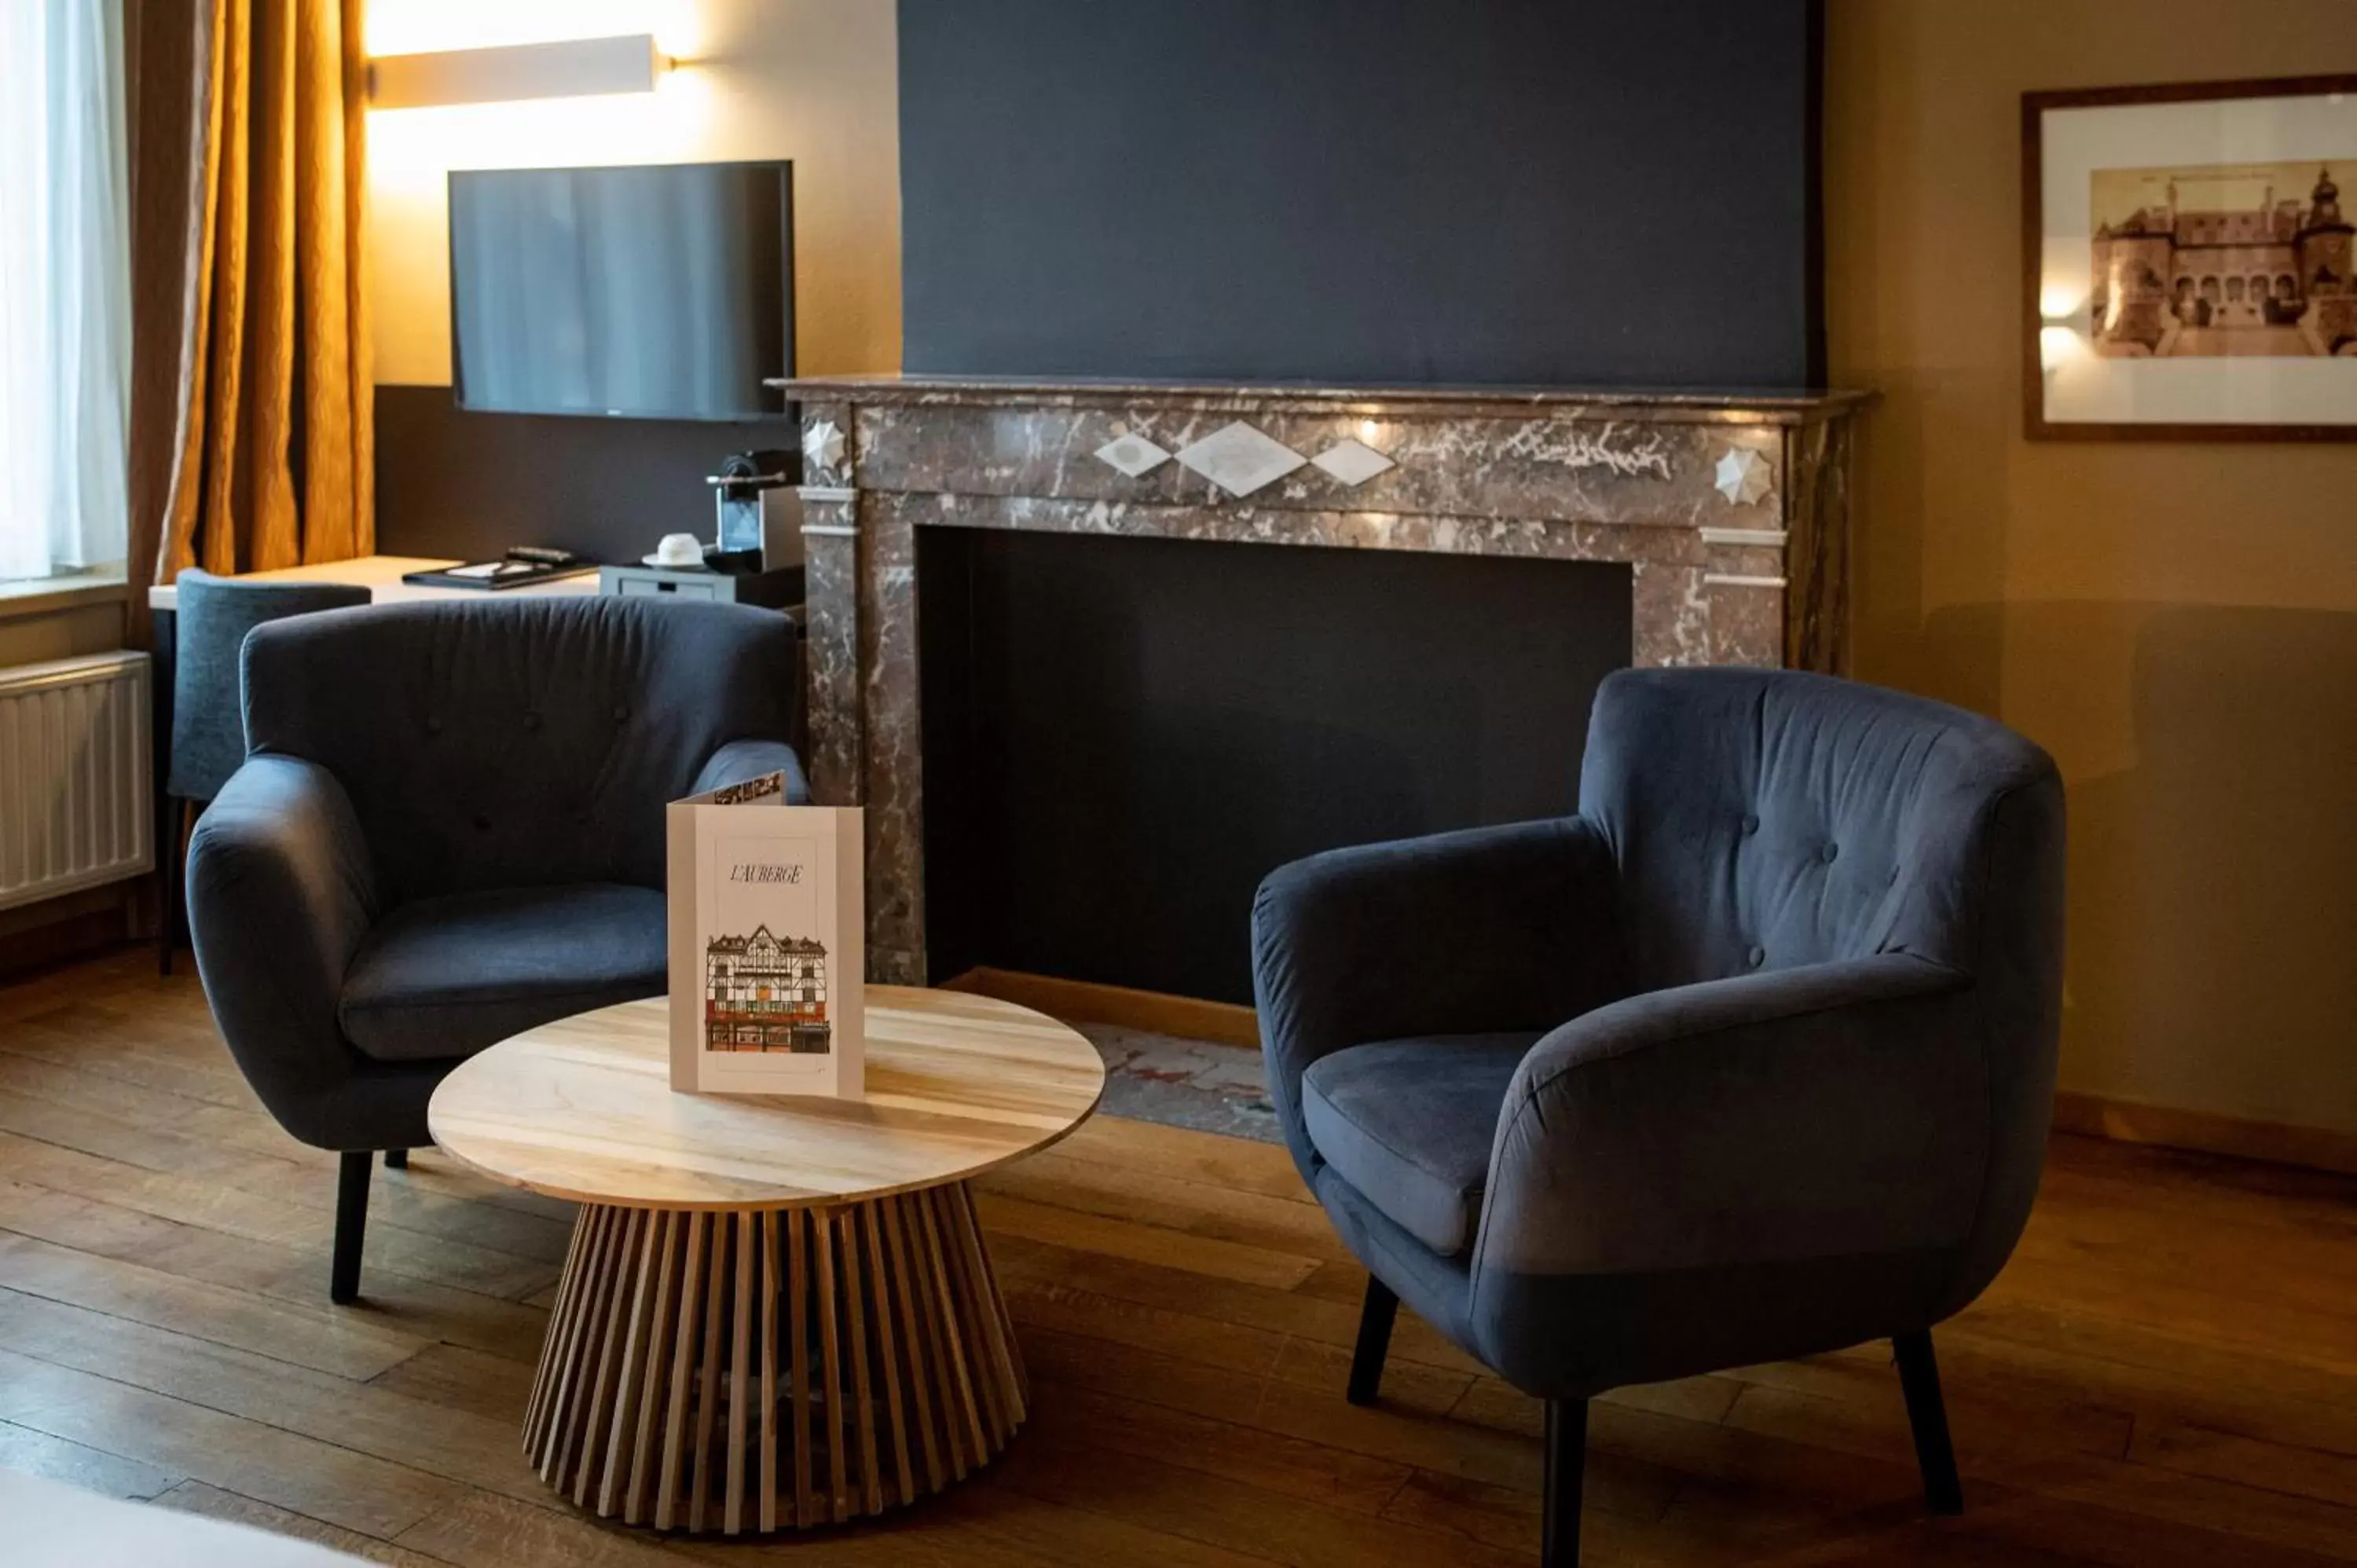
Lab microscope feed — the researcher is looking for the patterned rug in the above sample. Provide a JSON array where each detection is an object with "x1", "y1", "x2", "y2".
[{"x1": 1070, "y1": 1021, "x2": 1282, "y2": 1144}]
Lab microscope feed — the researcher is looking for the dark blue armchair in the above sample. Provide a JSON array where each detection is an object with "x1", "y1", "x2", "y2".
[
  {"x1": 187, "y1": 595, "x2": 807, "y2": 1302},
  {"x1": 1252, "y1": 668, "x2": 2065, "y2": 1566}
]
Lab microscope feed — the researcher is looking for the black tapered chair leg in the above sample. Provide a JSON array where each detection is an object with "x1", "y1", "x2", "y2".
[
  {"x1": 1544, "y1": 1398, "x2": 1587, "y2": 1566},
  {"x1": 1893, "y1": 1329, "x2": 1964, "y2": 1515},
  {"x1": 1347, "y1": 1277, "x2": 1399, "y2": 1405},
  {"x1": 383, "y1": 1148, "x2": 408, "y2": 1171},
  {"x1": 330, "y1": 1150, "x2": 371, "y2": 1304},
  {"x1": 156, "y1": 796, "x2": 179, "y2": 976}
]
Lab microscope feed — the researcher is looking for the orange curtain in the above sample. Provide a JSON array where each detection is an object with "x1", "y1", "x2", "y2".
[{"x1": 157, "y1": 0, "x2": 370, "y2": 580}]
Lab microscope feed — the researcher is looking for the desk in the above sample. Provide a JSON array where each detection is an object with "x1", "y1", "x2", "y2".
[
  {"x1": 145, "y1": 554, "x2": 600, "y2": 613},
  {"x1": 148, "y1": 556, "x2": 602, "y2": 966}
]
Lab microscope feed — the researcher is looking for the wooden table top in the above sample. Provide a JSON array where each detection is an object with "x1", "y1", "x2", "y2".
[{"x1": 426, "y1": 987, "x2": 1105, "y2": 1211}]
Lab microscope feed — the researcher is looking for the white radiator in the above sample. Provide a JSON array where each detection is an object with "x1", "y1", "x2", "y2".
[{"x1": 0, "y1": 651, "x2": 153, "y2": 912}]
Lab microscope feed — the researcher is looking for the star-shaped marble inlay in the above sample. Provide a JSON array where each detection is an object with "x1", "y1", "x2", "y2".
[
  {"x1": 1175, "y1": 422, "x2": 1308, "y2": 498},
  {"x1": 1310, "y1": 438, "x2": 1396, "y2": 487},
  {"x1": 804, "y1": 419, "x2": 847, "y2": 475},
  {"x1": 1714, "y1": 446, "x2": 1772, "y2": 507},
  {"x1": 1094, "y1": 432, "x2": 1172, "y2": 478}
]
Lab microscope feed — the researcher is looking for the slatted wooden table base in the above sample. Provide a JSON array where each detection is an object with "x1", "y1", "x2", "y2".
[{"x1": 523, "y1": 1182, "x2": 1024, "y2": 1534}]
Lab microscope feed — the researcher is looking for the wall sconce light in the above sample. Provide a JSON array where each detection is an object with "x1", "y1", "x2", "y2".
[
  {"x1": 2038, "y1": 321, "x2": 2084, "y2": 372},
  {"x1": 368, "y1": 33, "x2": 671, "y2": 110}
]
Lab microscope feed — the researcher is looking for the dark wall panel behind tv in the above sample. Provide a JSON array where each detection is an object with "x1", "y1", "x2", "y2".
[
  {"x1": 375, "y1": 387, "x2": 797, "y2": 566},
  {"x1": 899, "y1": 0, "x2": 1823, "y2": 387}
]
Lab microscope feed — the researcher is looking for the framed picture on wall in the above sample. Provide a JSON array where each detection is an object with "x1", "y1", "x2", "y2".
[{"x1": 2023, "y1": 75, "x2": 2357, "y2": 441}]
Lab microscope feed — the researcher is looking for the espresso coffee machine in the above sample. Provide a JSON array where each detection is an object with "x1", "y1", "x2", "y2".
[{"x1": 706, "y1": 449, "x2": 797, "y2": 571}]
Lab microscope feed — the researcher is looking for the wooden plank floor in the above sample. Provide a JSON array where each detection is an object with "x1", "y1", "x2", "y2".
[{"x1": 1, "y1": 949, "x2": 2354, "y2": 1565}]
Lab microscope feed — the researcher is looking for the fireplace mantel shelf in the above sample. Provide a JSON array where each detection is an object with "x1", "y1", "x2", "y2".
[
  {"x1": 786, "y1": 375, "x2": 1868, "y2": 984},
  {"x1": 774, "y1": 373, "x2": 1874, "y2": 426}
]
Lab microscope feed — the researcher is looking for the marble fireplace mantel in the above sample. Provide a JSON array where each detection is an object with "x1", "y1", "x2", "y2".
[{"x1": 775, "y1": 373, "x2": 1871, "y2": 985}]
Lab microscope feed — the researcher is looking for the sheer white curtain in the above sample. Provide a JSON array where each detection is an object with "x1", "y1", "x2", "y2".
[{"x1": 0, "y1": 0, "x2": 130, "y2": 583}]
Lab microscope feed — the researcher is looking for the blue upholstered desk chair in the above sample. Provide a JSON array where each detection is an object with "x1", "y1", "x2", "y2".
[
  {"x1": 1252, "y1": 668, "x2": 2065, "y2": 1567},
  {"x1": 186, "y1": 595, "x2": 808, "y2": 1302},
  {"x1": 163, "y1": 570, "x2": 372, "y2": 976}
]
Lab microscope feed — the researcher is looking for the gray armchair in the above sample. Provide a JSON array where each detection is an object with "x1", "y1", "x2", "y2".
[
  {"x1": 187, "y1": 595, "x2": 807, "y2": 1302},
  {"x1": 1252, "y1": 668, "x2": 2064, "y2": 1566}
]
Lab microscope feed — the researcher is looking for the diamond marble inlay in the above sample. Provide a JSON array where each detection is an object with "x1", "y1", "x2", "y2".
[
  {"x1": 1094, "y1": 433, "x2": 1172, "y2": 478},
  {"x1": 1310, "y1": 438, "x2": 1396, "y2": 487},
  {"x1": 1174, "y1": 422, "x2": 1307, "y2": 497}
]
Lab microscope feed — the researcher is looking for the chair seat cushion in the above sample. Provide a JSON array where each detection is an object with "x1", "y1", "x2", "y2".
[
  {"x1": 339, "y1": 883, "x2": 666, "y2": 1064},
  {"x1": 1301, "y1": 1032, "x2": 1540, "y2": 1256}
]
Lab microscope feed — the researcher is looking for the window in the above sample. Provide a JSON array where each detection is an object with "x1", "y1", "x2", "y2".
[{"x1": 0, "y1": 1, "x2": 130, "y2": 584}]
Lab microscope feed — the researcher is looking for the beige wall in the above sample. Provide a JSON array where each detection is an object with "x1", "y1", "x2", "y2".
[
  {"x1": 365, "y1": 0, "x2": 900, "y2": 385},
  {"x1": 1826, "y1": 2, "x2": 2357, "y2": 1136}
]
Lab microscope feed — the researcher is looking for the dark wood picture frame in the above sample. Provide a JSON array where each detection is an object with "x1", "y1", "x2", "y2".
[{"x1": 2022, "y1": 74, "x2": 2357, "y2": 442}]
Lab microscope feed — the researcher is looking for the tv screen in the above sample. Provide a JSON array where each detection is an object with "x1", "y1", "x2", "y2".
[{"x1": 449, "y1": 162, "x2": 793, "y2": 420}]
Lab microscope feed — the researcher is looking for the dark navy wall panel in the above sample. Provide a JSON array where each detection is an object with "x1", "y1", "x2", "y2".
[{"x1": 898, "y1": 0, "x2": 1823, "y2": 387}]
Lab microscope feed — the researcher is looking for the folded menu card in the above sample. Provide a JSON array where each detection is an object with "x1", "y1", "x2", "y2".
[{"x1": 666, "y1": 771, "x2": 863, "y2": 1097}]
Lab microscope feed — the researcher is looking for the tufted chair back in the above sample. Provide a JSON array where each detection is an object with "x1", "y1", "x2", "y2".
[
  {"x1": 1580, "y1": 667, "x2": 2055, "y2": 987},
  {"x1": 241, "y1": 596, "x2": 798, "y2": 907}
]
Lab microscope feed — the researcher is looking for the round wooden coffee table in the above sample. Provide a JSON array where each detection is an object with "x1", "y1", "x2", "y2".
[{"x1": 426, "y1": 986, "x2": 1104, "y2": 1537}]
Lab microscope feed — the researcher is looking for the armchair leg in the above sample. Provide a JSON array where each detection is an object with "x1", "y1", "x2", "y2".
[
  {"x1": 383, "y1": 1148, "x2": 408, "y2": 1171},
  {"x1": 1347, "y1": 1277, "x2": 1398, "y2": 1406},
  {"x1": 1543, "y1": 1398, "x2": 1586, "y2": 1566},
  {"x1": 1893, "y1": 1329, "x2": 1964, "y2": 1515},
  {"x1": 331, "y1": 1151, "x2": 371, "y2": 1304},
  {"x1": 156, "y1": 796, "x2": 181, "y2": 976}
]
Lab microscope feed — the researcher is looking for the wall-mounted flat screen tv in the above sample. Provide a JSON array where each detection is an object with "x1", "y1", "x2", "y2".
[{"x1": 449, "y1": 161, "x2": 793, "y2": 420}]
